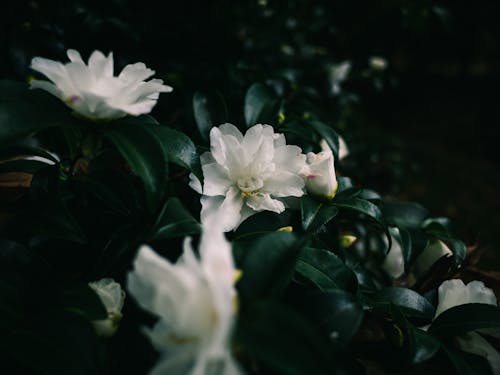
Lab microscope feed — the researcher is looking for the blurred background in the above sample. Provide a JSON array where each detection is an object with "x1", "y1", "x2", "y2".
[{"x1": 1, "y1": 0, "x2": 499, "y2": 268}]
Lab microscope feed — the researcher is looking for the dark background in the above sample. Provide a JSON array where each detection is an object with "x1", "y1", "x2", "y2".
[{"x1": 1, "y1": 0, "x2": 499, "y2": 268}]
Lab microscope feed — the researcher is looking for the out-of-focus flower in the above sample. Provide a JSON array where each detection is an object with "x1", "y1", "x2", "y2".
[
  {"x1": 301, "y1": 140, "x2": 337, "y2": 199},
  {"x1": 192, "y1": 123, "x2": 306, "y2": 231},
  {"x1": 88, "y1": 278, "x2": 125, "y2": 337},
  {"x1": 369, "y1": 56, "x2": 388, "y2": 71},
  {"x1": 381, "y1": 228, "x2": 405, "y2": 279},
  {"x1": 434, "y1": 279, "x2": 499, "y2": 374},
  {"x1": 30, "y1": 49, "x2": 172, "y2": 120},
  {"x1": 411, "y1": 239, "x2": 453, "y2": 279},
  {"x1": 337, "y1": 136, "x2": 349, "y2": 160},
  {"x1": 127, "y1": 221, "x2": 243, "y2": 375},
  {"x1": 434, "y1": 279, "x2": 497, "y2": 318},
  {"x1": 328, "y1": 60, "x2": 351, "y2": 95}
]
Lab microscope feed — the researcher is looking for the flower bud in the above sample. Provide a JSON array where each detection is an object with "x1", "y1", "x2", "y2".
[
  {"x1": 302, "y1": 148, "x2": 338, "y2": 199},
  {"x1": 89, "y1": 278, "x2": 125, "y2": 338},
  {"x1": 381, "y1": 228, "x2": 405, "y2": 279},
  {"x1": 411, "y1": 239, "x2": 453, "y2": 279}
]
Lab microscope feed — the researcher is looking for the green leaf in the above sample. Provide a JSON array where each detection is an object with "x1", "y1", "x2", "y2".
[
  {"x1": 0, "y1": 158, "x2": 55, "y2": 174},
  {"x1": 429, "y1": 303, "x2": 500, "y2": 337},
  {"x1": 151, "y1": 125, "x2": 202, "y2": 180},
  {"x1": 149, "y1": 197, "x2": 201, "y2": 240},
  {"x1": 234, "y1": 211, "x2": 292, "y2": 241},
  {"x1": 238, "y1": 232, "x2": 300, "y2": 300},
  {"x1": 0, "y1": 80, "x2": 70, "y2": 146},
  {"x1": 309, "y1": 120, "x2": 340, "y2": 159},
  {"x1": 442, "y1": 345, "x2": 494, "y2": 375},
  {"x1": 236, "y1": 301, "x2": 332, "y2": 375},
  {"x1": 61, "y1": 284, "x2": 108, "y2": 321},
  {"x1": 301, "y1": 196, "x2": 339, "y2": 233},
  {"x1": 244, "y1": 83, "x2": 280, "y2": 126},
  {"x1": 409, "y1": 328, "x2": 441, "y2": 365},
  {"x1": 332, "y1": 196, "x2": 390, "y2": 252},
  {"x1": 192, "y1": 90, "x2": 227, "y2": 140},
  {"x1": 304, "y1": 290, "x2": 364, "y2": 346},
  {"x1": 381, "y1": 201, "x2": 429, "y2": 229},
  {"x1": 368, "y1": 287, "x2": 435, "y2": 320},
  {"x1": 106, "y1": 123, "x2": 167, "y2": 211},
  {"x1": 295, "y1": 247, "x2": 357, "y2": 291}
]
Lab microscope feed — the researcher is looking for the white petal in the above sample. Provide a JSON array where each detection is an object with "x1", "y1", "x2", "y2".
[
  {"x1": 246, "y1": 193, "x2": 285, "y2": 213},
  {"x1": 435, "y1": 279, "x2": 497, "y2": 318},
  {"x1": 29, "y1": 80, "x2": 62, "y2": 99},
  {"x1": 202, "y1": 163, "x2": 232, "y2": 196},
  {"x1": 118, "y1": 62, "x2": 155, "y2": 83},
  {"x1": 189, "y1": 173, "x2": 203, "y2": 194},
  {"x1": 273, "y1": 144, "x2": 307, "y2": 174},
  {"x1": 88, "y1": 50, "x2": 114, "y2": 78},
  {"x1": 263, "y1": 171, "x2": 305, "y2": 197},
  {"x1": 218, "y1": 123, "x2": 244, "y2": 142},
  {"x1": 382, "y1": 228, "x2": 405, "y2": 279},
  {"x1": 66, "y1": 49, "x2": 84, "y2": 63},
  {"x1": 200, "y1": 187, "x2": 244, "y2": 232}
]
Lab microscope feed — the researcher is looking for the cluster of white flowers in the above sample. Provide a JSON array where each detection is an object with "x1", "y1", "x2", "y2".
[
  {"x1": 30, "y1": 49, "x2": 172, "y2": 120},
  {"x1": 190, "y1": 123, "x2": 340, "y2": 231}
]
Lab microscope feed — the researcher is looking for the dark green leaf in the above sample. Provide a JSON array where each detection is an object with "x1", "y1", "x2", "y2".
[
  {"x1": 0, "y1": 80, "x2": 70, "y2": 146},
  {"x1": 106, "y1": 123, "x2": 167, "y2": 211},
  {"x1": 0, "y1": 158, "x2": 55, "y2": 174},
  {"x1": 234, "y1": 211, "x2": 292, "y2": 241},
  {"x1": 236, "y1": 301, "x2": 332, "y2": 375},
  {"x1": 192, "y1": 90, "x2": 227, "y2": 140},
  {"x1": 61, "y1": 284, "x2": 108, "y2": 320},
  {"x1": 429, "y1": 304, "x2": 500, "y2": 337},
  {"x1": 301, "y1": 196, "x2": 339, "y2": 233},
  {"x1": 368, "y1": 287, "x2": 435, "y2": 320},
  {"x1": 151, "y1": 125, "x2": 202, "y2": 179},
  {"x1": 304, "y1": 290, "x2": 364, "y2": 346},
  {"x1": 238, "y1": 232, "x2": 300, "y2": 300},
  {"x1": 442, "y1": 345, "x2": 493, "y2": 375},
  {"x1": 309, "y1": 120, "x2": 340, "y2": 159},
  {"x1": 295, "y1": 247, "x2": 356, "y2": 291},
  {"x1": 244, "y1": 83, "x2": 280, "y2": 126},
  {"x1": 381, "y1": 201, "x2": 429, "y2": 229},
  {"x1": 149, "y1": 197, "x2": 201, "y2": 240}
]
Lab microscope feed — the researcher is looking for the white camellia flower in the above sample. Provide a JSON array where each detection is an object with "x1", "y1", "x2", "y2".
[
  {"x1": 381, "y1": 228, "x2": 405, "y2": 279},
  {"x1": 434, "y1": 279, "x2": 500, "y2": 374},
  {"x1": 192, "y1": 123, "x2": 306, "y2": 231},
  {"x1": 301, "y1": 140, "x2": 338, "y2": 199},
  {"x1": 127, "y1": 221, "x2": 243, "y2": 375},
  {"x1": 30, "y1": 49, "x2": 172, "y2": 120},
  {"x1": 88, "y1": 278, "x2": 125, "y2": 338}
]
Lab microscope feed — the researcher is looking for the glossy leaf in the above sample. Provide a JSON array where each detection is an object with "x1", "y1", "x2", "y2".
[
  {"x1": 106, "y1": 123, "x2": 167, "y2": 211},
  {"x1": 301, "y1": 196, "x2": 339, "y2": 233},
  {"x1": 368, "y1": 287, "x2": 435, "y2": 320},
  {"x1": 244, "y1": 83, "x2": 280, "y2": 126},
  {"x1": 429, "y1": 303, "x2": 500, "y2": 337},
  {"x1": 192, "y1": 90, "x2": 227, "y2": 140},
  {"x1": 148, "y1": 197, "x2": 201, "y2": 240},
  {"x1": 238, "y1": 232, "x2": 300, "y2": 300},
  {"x1": 295, "y1": 247, "x2": 357, "y2": 291}
]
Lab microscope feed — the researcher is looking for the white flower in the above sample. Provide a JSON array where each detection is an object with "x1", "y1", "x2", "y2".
[
  {"x1": 30, "y1": 49, "x2": 172, "y2": 120},
  {"x1": 381, "y1": 228, "x2": 405, "y2": 279},
  {"x1": 337, "y1": 136, "x2": 349, "y2": 160},
  {"x1": 434, "y1": 279, "x2": 497, "y2": 319},
  {"x1": 329, "y1": 60, "x2": 351, "y2": 95},
  {"x1": 193, "y1": 123, "x2": 306, "y2": 231},
  {"x1": 301, "y1": 140, "x2": 338, "y2": 199},
  {"x1": 88, "y1": 278, "x2": 125, "y2": 337},
  {"x1": 127, "y1": 222, "x2": 243, "y2": 375},
  {"x1": 435, "y1": 279, "x2": 499, "y2": 374}
]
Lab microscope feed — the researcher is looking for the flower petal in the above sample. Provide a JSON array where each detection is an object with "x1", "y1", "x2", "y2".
[
  {"x1": 200, "y1": 187, "x2": 243, "y2": 232},
  {"x1": 246, "y1": 193, "x2": 285, "y2": 213}
]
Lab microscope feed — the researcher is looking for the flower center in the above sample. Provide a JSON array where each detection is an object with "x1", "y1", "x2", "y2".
[{"x1": 237, "y1": 176, "x2": 264, "y2": 195}]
